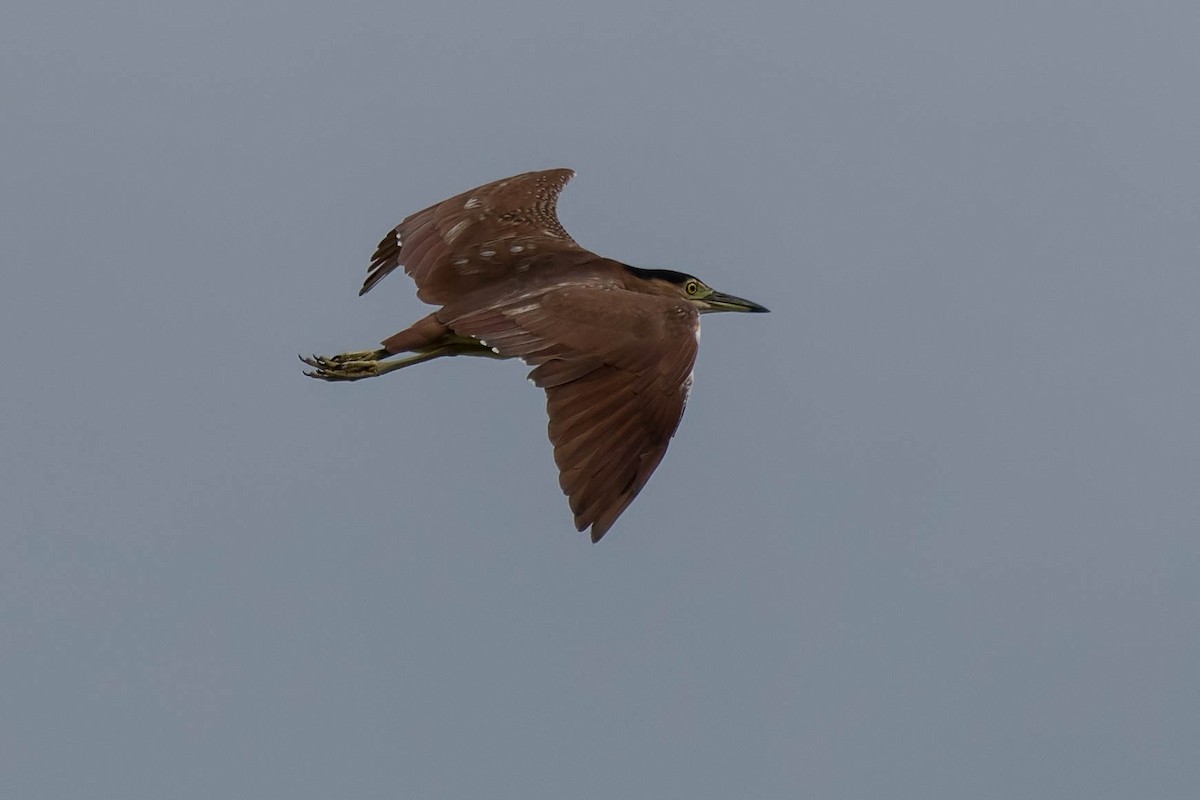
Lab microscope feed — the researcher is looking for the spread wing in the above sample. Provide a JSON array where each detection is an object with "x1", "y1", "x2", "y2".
[
  {"x1": 361, "y1": 168, "x2": 585, "y2": 302},
  {"x1": 444, "y1": 286, "x2": 700, "y2": 542}
]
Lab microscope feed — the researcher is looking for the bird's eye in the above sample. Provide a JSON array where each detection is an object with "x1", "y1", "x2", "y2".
[{"x1": 685, "y1": 280, "x2": 700, "y2": 296}]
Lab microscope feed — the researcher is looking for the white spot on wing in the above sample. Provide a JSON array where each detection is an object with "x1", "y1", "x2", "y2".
[
  {"x1": 502, "y1": 302, "x2": 541, "y2": 316},
  {"x1": 464, "y1": 197, "x2": 481, "y2": 209},
  {"x1": 444, "y1": 220, "x2": 469, "y2": 243},
  {"x1": 453, "y1": 256, "x2": 482, "y2": 275}
]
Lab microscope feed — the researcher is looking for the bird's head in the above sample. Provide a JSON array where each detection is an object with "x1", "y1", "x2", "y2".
[{"x1": 626, "y1": 267, "x2": 770, "y2": 314}]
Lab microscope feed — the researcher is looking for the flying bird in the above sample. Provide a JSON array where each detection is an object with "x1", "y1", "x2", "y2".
[{"x1": 302, "y1": 169, "x2": 768, "y2": 541}]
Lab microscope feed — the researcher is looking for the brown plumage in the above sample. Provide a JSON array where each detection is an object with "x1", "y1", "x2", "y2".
[{"x1": 304, "y1": 168, "x2": 767, "y2": 542}]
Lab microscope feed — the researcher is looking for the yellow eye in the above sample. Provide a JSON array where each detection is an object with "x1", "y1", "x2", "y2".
[{"x1": 685, "y1": 280, "x2": 700, "y2": 296}]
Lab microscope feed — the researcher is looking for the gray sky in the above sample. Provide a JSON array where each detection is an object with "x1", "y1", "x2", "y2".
[{"x1": 3, "y1": 1, "x2": 1199, "y2": 797}]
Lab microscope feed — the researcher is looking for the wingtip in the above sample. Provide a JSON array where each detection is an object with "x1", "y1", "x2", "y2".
[
  {"x1": 358, "y1": 273, "x2": 378, "y2": 296},
  {"x1": 574, "y1": 514, "x2": 608, "y2": 543}
]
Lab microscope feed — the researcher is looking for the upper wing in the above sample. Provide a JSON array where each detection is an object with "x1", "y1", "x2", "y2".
[
  {"x1": 361, "y1": 168, "x2": 585, "y2": 303},
  {"x1": 445, "y1": 285, "x2": 700, "y2": 542}
]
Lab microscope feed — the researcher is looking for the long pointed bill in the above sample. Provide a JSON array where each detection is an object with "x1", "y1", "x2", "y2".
[{"x1": 703, "y1": 290, "x2": 770, "y2": 314}]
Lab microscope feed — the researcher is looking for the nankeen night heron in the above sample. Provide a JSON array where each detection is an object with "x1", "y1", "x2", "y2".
[{"x1": 302, "y1": 168, "x2": 768, "y2": 541}]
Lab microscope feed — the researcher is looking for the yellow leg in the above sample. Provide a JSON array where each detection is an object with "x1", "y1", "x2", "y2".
[{"x1": 300, "y1": 340, "x2": 508, "y2": 382}]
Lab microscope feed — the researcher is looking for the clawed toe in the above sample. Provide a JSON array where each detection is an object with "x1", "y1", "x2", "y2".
[
  {"x1": 300, "y1": 346, "x2": 442, "y2": 382},
  {"x1": 300, "y1": 352, "x2": 384, "y2": 381},
  {"x1": 304, "y1": 360, "x2": 376, "y2": 381}
]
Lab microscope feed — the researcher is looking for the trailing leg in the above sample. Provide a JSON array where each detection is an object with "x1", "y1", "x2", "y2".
[{"x1": 301, "y1": 314, "x2": 509, "y2": 382}]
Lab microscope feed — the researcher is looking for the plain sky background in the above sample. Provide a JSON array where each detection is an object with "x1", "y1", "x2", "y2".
[{"x1": 3, "y1": 2, "x2": 1199, "y2": 798}]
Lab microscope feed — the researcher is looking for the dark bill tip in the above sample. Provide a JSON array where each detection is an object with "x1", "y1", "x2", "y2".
[{"x1": 707, "y1": 290, "x2": 770, "y2": 313}]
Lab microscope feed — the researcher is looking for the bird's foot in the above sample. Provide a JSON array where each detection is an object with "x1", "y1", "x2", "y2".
[
  {"x1": 315, "y1": 349, "x2": 385, "y2": 365},
  {"x1": 300, "y1": 352, "x2": 385, "y2": 382}
]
